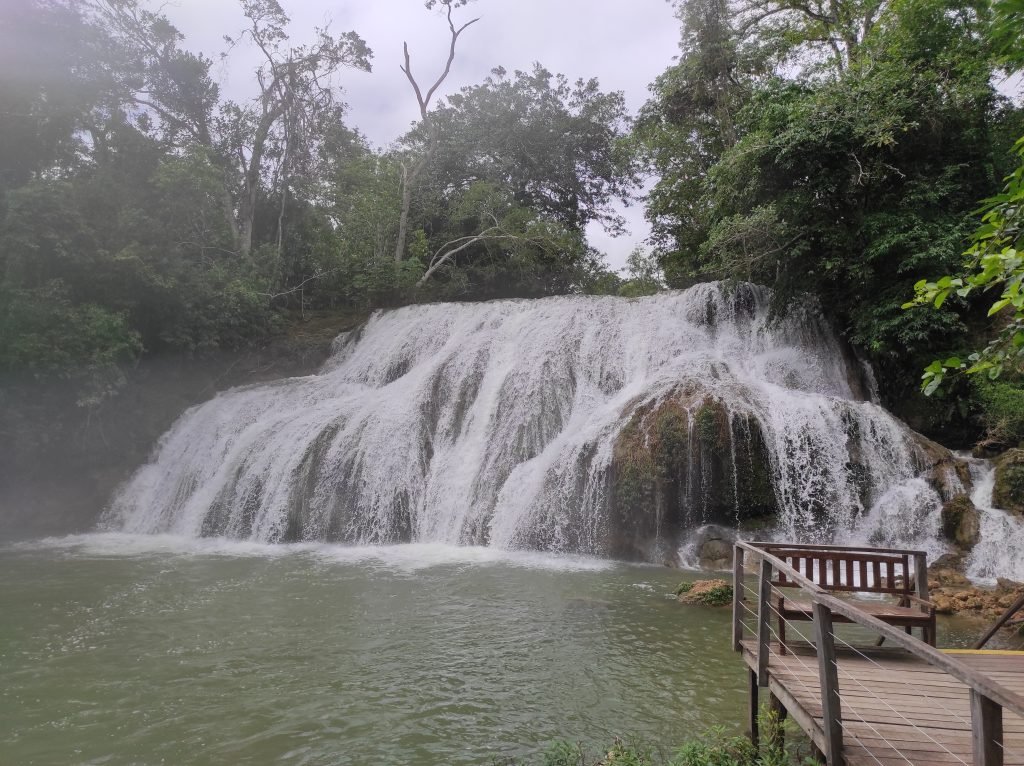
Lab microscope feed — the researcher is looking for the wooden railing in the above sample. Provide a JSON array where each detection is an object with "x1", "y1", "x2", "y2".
[{"x1": 733, "y1": 541, "x2": 1024, "y2": 766}]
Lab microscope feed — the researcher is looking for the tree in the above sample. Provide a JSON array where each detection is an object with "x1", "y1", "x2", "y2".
[
  {"x1": 219, "y1": 0, "x2": 371, "y2": 257},
  {"x1": 416, "y1": 64, "x2": 636, "y2": 234},
  {"x1": 907, "y1": 140, "x2": 1024, "y2": 392},
  {"x1": 0, "y1": 0, "x2": 109, "y2": 192},
  {"x1": 394, "y1": 0, "x2": 479, "y2": 263},
  {"x1": 86, "y1": 0, "x2": 371, "y2": 257},
  {"x1": 904, "y1": 0, "x2": 1024, "y2": 393},
  {"x1": 618, "y1": 247, "x2": 665, "y2": 297},
  {"x1": 637, "y1": 0, "x2": 1019, "y2": 423},
  {"x1": 634, "y1": 0, "x2": 757, "y2": 285},
  {"x1": 393, "y1": 63, "x2": 635, "y2": 293},
  {"x1": 733, "y1": 0, "x2": 890, "y2": 73}
]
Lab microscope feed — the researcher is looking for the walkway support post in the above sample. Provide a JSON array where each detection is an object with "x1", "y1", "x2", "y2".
[
  {"x1": 971, "y1": 690, "x2": 1004, "y2": 766},
  {"x1": 733, "y1": 546, "x2": 745, "y2": 651},
  {"x1": 757, "y1": 557, "x2": 772, "y2": 686},
  {"x1": 812, "y1": 601, "x2": 843, "y2": 765}
]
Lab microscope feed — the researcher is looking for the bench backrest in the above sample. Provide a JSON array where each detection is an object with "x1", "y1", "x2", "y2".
[{"x1": 762, "y1": 545, "x2": 915, "y2": 595}]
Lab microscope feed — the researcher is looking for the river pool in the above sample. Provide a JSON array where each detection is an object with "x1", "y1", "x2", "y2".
[{"x1": 1, "y1": 535, "x2": 748, "y2": 765}]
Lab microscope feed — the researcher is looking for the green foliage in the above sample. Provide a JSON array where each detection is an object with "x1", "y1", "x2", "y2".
[
  {"x1": 0, "y1": 1, "x2": 634, "y2": 407},
  {"x1": 618, "y1": 248, "x2": 664, "y2": 298},
  {"x1": 695, "y1": 405, "x2": 720, "y2": 444},
  {"x1": 0, "y1": 283, "x2": 141, "y2": 404},
  {"x1": 907, "y1": 137, "x2": 1024, "y2": 391},
  {"x1": 974, "y1": 378, "x2": 1024, "y2": 446},
  {"x1": 420, "y1": 64, "x2": 638, "y2": 235},
  {"x1": 637, "y1": 0, "x2": 1018, "y2": 424}
]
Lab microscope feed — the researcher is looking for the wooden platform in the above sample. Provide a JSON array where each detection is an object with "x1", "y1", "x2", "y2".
[{"x1": 740, "y1": 640, "x2": 1024, "y2": 765}]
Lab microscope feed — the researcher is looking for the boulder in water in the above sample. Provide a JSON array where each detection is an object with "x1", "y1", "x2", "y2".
[
  {"x1": 940, "y1": 495, "x2": 980, "y2": 549},
  {"x1": 993, "y1": 448, "x2": 1024, "y2": 515},
  {"x1": 689, "y1": 525, "x2": 736, "y2": 570},
  {"x1": 676, "y1": 578, "x2": 733, "y2": 606},
  {"x1": 911, "y1": 432, "x2": 972, "y2": 499},
  {"x1": 608, "y1": 387, "x2": 778, "y2": 562}
]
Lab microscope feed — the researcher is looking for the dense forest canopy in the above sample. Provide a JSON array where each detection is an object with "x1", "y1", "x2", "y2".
[
  {"x1": 636, "y1": 0, "x2": 1024, "y2": 445},
  {"x1": 0, "y1": 0, "x2": 1022, "y2": 448}
]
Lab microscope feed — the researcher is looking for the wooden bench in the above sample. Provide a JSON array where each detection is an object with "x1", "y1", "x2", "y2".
[{"x1": 761, "y1": 543, "x2": 937, "y2": 652}]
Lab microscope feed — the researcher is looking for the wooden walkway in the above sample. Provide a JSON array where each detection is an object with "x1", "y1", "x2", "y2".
[
  {"x1": 740, "y1": 640, "x2": 1024, "y2": 765},
  {"x1": 732, "y1": 542, "x2": 1024, "y2": 765}
]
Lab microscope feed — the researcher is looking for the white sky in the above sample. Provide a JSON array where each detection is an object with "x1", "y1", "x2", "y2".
[{"x1": 166, "y1": 0, "x2": 682, "y2": 271}]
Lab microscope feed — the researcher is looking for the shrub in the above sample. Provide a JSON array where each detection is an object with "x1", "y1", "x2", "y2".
[{"x1": 975, "y1": 378, "x2": 1024, "y2": 447}]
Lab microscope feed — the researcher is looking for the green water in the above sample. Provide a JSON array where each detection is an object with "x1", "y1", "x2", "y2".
[{"x1": 0, "y1": 535, "x2": 748, "y2": 765}]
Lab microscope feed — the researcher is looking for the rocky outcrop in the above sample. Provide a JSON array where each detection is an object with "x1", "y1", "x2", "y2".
[
  {"x1": 993, "y1": 448, "x2": 1024, "y2": 515},
  {"x1": 911, "y1": 433, "x2": 972, "y2": 500},
  {"x1": 697, "y1": 536, "x2": 734, "y2": 571},
  {"x1": 940, "y1": 495, "x2": 980, "y2": 549},
  {"x1": 676, "y1": 578, "x2": 733, "y2": 606},
  {"x1": 927, "y1": 559, "x2": 1024, "y2": 627},
  {"x1": 606, "y1": 385, "x2": 778, "y2": 562}
]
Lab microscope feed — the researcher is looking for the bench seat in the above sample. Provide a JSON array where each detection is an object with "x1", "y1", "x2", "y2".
[
  {"x1": 778, "y1": 597, "x2": 936, "y2": 642},
  {"x1": 758, "y1": 544, "x2": 938, "y2": 652}
]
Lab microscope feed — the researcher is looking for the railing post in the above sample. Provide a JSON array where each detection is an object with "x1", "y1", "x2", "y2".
[
  {"x1": 913, "y1": 552, "x2": 928, "y2": 599},
  {"x1": 733, "y1": 545, "x2": 745, "y2": 651},
  {"x1": 971, "y1": 690, "x2": 1004, "y2": 766},
  {"x1": 757, "y1": 556, "x2": 772, "y2": 686},
  {"x1": 812, "y1": 601, "x2": 843, "y2": 765}
]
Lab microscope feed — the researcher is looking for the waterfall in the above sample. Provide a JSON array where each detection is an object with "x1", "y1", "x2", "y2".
[
  {"x1": 966, "y1": 459, "x2": 1024, "y2": 584},
  {"x1": 105, "y1": 282, "x2": 952, "y2": 562}
]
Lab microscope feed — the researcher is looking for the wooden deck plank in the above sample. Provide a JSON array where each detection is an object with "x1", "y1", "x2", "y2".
[{"x1": 740, "y1": 640, "x2": 1024, "y2": 765}]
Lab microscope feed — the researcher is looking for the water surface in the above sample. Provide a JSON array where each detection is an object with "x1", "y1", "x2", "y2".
[{"x1": 1, "y1": 535, "x2": 746, "y2": 765}]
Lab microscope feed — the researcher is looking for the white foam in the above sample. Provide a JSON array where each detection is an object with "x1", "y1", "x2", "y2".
[{"x1": 11, "y1": 534, "x2": 616, "y2": 572}]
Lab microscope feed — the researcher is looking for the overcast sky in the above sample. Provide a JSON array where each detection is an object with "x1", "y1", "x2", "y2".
[{"x1": 166, "y1": 0, "x2": 682, "y2": 271}]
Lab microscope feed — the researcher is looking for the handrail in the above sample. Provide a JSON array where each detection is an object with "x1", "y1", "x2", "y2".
[
  {"x1": 735, "y1": 541, "x2": 1024, "y2": 716},
  {"x1": 750, "y1": 540, "x2": 929, "y2": 557}
]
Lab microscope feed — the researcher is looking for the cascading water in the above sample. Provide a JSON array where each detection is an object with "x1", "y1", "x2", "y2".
[
  {"x1": 965, "y1": 458, "x2": 1024, "y2": 583},
  {"x1": 105, "y1": 282, "x2": 954, "y2": 563}
]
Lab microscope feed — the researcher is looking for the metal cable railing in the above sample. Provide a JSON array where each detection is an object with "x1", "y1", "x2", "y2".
[
  {"x1": 736, "y1": 581, "x2": 894, "y2": 765},
  {"x1": 737, "y1": 579, "x2": 967, "y2": 764}
]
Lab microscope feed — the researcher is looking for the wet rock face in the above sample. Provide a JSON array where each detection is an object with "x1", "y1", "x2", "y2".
[
  {"x1": 607, "y1": 388, "x2": 778, "y2": 562},
  {"x1": 940, "y1": 495, "x2": 980, "y2": 549},
  {"x1": 911, "y1": 432, "x2": 973, "y2": 500},
  {"x1": 692, "y1": 525, "x2": 736, "y2": 570},
  {"x1": 994, "y1": 449, "x2": 1024, "y2": 515}
]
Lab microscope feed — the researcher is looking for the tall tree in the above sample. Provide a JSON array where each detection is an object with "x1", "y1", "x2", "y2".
[
  {"x1": 634, "y1": 0, "x2": 757, "y2": 285},
  {"x1": 394, "y1": 0, "x2": 479, "y2": 263},
  {"x1": 86, "y1": 0, "x2": 371, "y2": 257}
]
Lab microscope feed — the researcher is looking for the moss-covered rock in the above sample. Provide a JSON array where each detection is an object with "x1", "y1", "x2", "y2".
[
  {"x1": 606, "y1": 386, "x2": 778, "y2": 562},
  {"x1": 940, "y1": 494, "x2": 980, "y2": 549},
  {"x1": 676, "y1": 578, "x2": 733, "y2": 606},
  {"x1": 994, "y1": 448, "x2": 1024, "y2": 516}
]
